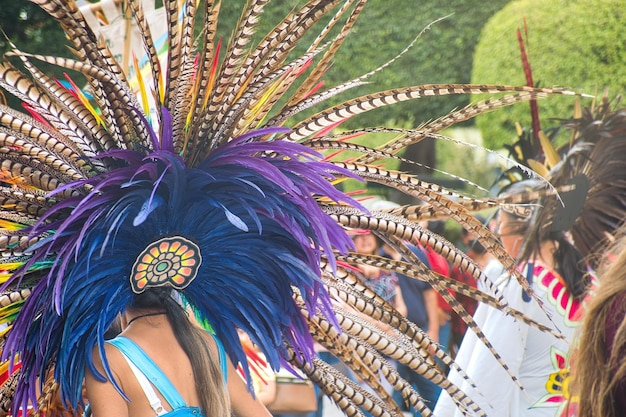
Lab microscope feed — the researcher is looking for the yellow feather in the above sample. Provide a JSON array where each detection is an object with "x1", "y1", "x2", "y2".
[
  {"x1": 0, "y1": 327, "x2": 8, "y2": 339},
  {"x1": 65, "y1": 76, "x2": 104, "y2": 126},
  {"x1": 0, "y1": 354, "x2": 18, "y2": 374},
  {"x1": 0, "y1": 262, "x2": 25, "y2": 271},
  {"x1": 241, "y1": 75, "x2": 291, "y2": 132},
  {"x1": 570, "y1": 98, "x2": 582, "y2": 147},
  {"x1": 0, "y1": 220, "x2": 27, "y2": 231},
  {"x1": 527, "y1": 158, "x2": 549, "y2": 177},
  {"x1": 0, "y1": 270, "x2": 22, "y2": 283},
  {"x1": 0, "y1": 360, "x2": 9, "y2": 375},
  {"x1": 133, "y1": 53, "x2": 151, "y2": 119},
  {"x1": 0, "y1": 305, "x2": 22, "y2": 321},
  {"x1": 539, "y1": 130, "x2": 561, "y2": 170}
]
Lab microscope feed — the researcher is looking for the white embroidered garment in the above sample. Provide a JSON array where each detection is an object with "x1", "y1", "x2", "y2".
[{"x1": 435, "y1": 264, "x2": 582, "y2": 417}]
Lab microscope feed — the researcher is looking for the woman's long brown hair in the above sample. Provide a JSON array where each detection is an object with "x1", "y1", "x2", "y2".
[{"x1": 571, "y1": 229, "x2": 626, "y2": 417}]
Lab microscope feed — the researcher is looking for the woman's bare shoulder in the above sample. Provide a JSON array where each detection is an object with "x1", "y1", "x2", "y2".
[{"x1": 88, "y1": 340, "x2": 127, "y2": 375}]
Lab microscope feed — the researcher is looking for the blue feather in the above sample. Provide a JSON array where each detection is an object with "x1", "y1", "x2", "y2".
[{"x1": 133, "y1": 194, "x2": 164, "y2": 226}]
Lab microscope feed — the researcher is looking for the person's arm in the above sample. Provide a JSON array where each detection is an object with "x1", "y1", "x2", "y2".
[
  {"x1": 424, "y1": 288, "x2": 440, "y2": 343},
  {"x1": 394, "y1": 284, "x2": 408, "y2": 318},
  {"x1": 84, "y1": 346, "x2": 129, "y2": 417},
  {"x1": 255, "y1": 367, "x2": 277, "y2": 406},
  {"x1": 226, "y1": 356, "x2": 272, "y2": 417}
]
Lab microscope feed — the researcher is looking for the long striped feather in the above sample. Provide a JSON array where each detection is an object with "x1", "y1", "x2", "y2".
[
  {"x1": 168, "y1": 0, "x2": 197, "y2": 152},
  {"x1": 0, "y1": 111, "x2": 85, "y2": 174},
  {"x1": 229, "y1": 46, "x2": 331, "y2": 141},
  {"x1": 354, "y1": 92, "x2": 558, "y2": 164},
  {"x1": 206, "y1": 0, "x2": 271, "y2": 129},
  {"x1": 209, "y1": 0, "x2": 339, "y2": 142},
  {"x1": 162, "y1": 0, "x2": 182, "y2": 108},
  {"x1": 321, "y1": 189, "x2": 539, "y2": 305},
  {"x1": 284, "y1": 85, "x2": 573, "y2": 142},
  {"x1": 8, "y1": 46, "x2": 109, "y2": 165},
  {"x1": 304, "y1": 138, "x2": 488, "y2": 193},
  {"x1": 208, "y1": 44, "x2": 332, "y2": 158},
  {"x1": 197, "y1": 0, "x2": 272, "y2": 146},
  {"x1": 303, "y1": 309, "x2": 413, "y2": 417},
  {"x1": 333, "y1": 308, "x2": 485, "y2": 416},
  {"x1": 0, "y1": 149, "x2": 78, "y2": 196}
]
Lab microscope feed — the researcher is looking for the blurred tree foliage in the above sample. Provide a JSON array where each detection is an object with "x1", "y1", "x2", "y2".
[
  {"x1": 472, "y1": 0, "x2": 626, "y2": 150},
  {"x1": 0, "y1": 3, "x2": 67, "y2": 54}
]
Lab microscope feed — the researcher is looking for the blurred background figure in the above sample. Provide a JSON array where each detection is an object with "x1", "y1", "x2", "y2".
[
  {"x1": 419, "y1": 220, "x2": 452, "y2": 365},
  {"x1": 352, "y1": 231, "x2": 407, "y2": 317}
]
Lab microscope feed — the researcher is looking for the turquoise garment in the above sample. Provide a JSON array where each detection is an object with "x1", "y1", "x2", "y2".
[{"x1": 106, "y1": 334, "x2": 226, "y2": 416}]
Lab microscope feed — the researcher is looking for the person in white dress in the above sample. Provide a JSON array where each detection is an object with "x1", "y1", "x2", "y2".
[{"x1": 435, "y1": 180, "x2": 590, "y2": 417}]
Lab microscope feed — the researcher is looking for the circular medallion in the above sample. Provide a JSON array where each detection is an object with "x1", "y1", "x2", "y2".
[{"x1": 130, "y1": 236, "x2": 202, "y2": 293}]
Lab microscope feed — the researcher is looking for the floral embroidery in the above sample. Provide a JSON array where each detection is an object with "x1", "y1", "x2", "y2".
[
  {"x1": 532, "y1": 346, "x2": 576, "y2": 416},
  {"x1": 530, "y1": 265, "x2": 585, "y2": 416}
]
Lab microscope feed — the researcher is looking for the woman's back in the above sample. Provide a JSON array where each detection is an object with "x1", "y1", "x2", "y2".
[{"x1": 88, "y1": 312, "x2": 213, "y2": 417}]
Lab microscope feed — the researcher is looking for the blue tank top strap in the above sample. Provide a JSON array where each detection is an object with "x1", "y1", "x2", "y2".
[
  {"x1": 161, "y1": 407, "x2": 204, "y2": 417},
  {"x1": 106, "y1": 336, "x2": 187, "y2": 409}
]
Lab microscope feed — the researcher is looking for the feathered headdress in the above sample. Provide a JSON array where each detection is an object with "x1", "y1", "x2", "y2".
[
  {"x1": 529, "y1": 95, "x2": 626, "y2": 268},
  {"x1": 0, "y1": 1, "x2": 589, "y2": 416},
  {"x1": 489, "y1": 24, "x2": 626, "y2": 274}
]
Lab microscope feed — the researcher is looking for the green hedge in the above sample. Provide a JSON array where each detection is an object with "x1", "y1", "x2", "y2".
[{"x1": 472, "y1": 0, "x2": 626, "y2": 149}]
